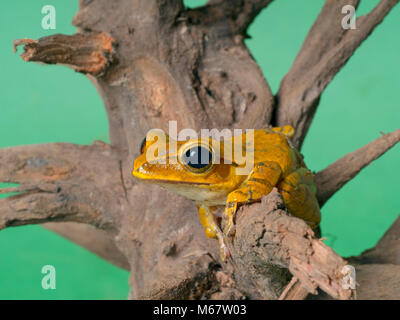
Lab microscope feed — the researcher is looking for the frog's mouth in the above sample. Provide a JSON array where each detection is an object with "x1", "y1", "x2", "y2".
[
  {"x1": 138, "y1": 177, "x2": 211, "y2": 186},
  {"x1": 132, "y1": 166, "x2": 212, "y2": 185}
]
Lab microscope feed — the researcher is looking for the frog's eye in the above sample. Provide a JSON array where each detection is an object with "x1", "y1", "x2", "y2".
[
  {"x1": 140, "y1": 137, "x2": 146, "y2": 154},
  {"x1": 181, "y1": 145, "x2": 213, "y2": 173}
]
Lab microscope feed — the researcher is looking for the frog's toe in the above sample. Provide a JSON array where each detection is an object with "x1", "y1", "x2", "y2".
[
  {"x1": 222, "y1": 219, "x2": 235, "y2": 237},
  {"x1": 219, "y1": 242, "x2": 231, "y2": 262},
  {"x1": 225, "y1": 224, "x2": 236, "y2": 237},
  {"x1": 217, "y1": 233, "x2": 231, "y2": 262}
]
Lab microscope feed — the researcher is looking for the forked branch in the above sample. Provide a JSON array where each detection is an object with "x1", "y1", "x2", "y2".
[
  {"x1": 189, "y1": 0, "x2": 274, "y2": 34},
  {"x1": 315, "y1": 129, "x2": 400, "y2": 206},
  {"x1": 276, "y1": 0, "x2": 399, "y2": 148},
  {"x1": 0, "y1": 142, "x2": 123, "y2": 230}
]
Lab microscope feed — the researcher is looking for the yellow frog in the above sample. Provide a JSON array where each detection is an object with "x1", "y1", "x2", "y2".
[{"x1": 132, "y1": 126, "x2": 321, "y2": 261}]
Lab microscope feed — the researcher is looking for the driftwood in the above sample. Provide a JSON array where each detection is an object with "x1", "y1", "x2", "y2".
[{"x1": 2, "y1": 0, "x2": 399, "y2": 299}]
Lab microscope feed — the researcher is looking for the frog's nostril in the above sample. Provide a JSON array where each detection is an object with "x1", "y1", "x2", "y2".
[
  {"x1": 132, "y1": 161, "x2": 141, "y2": 173},
  {"x1": 137, "y1": 166, "x2": 147, "y2": 174}
]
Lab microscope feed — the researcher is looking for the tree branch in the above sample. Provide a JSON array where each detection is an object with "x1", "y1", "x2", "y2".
[
  {"x1": 0, "y1": 142, "x2": 124, "y2": 230},
  {"x1": 13, "y1": 32, "x2": 115, "y2": 76},
  {"x1": 0, "y1": 142, "x2": 132, "y2": 268},
  {"x1": 43, "y1": 222, "x2": 130, "y2": 270},
  {"x1": 187, "y1": 0, "x2": 274, "y2": 34},
  {"x1": 276, "y1": 0, "x2": 399, "y2": 148},
  {"x1": 315, "y1": 129, "x2": 400, "y2": 206},
  {"x1": 0, "y1": 186, "x2": 71, "y2": 229},
  {"x1": 232, "y1": 189, "x2": 354, "y2": 299}
]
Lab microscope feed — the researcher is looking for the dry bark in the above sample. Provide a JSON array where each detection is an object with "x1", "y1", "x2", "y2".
[
  {"x1": 13, "y1": 32, "x2": 115, "y2": 76},
  {"x1": 3, "y1": 0, "x2": 399, "y2": 299},
  {"x1": 312, "y1": 215, "x2": 400, "y2": 300},
  {"x1": 231, "y1": 189, "x2": 354, "y2": 300}
]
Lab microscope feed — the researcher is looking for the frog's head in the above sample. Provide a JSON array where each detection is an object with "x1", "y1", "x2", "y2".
[{"x1": 132, "y1": 130, "x2": 241, "y2": 202}]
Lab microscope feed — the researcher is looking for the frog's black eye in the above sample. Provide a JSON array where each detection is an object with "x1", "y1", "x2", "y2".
[
  {"x1": 182, "y1": 145, "x2": 213, "y2": 172},
  {"x1": 140, "y1": 137, "x2": 146, "y2": 154}
]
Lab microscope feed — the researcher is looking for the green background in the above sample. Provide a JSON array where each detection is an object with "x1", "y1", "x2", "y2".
[{"x1": 0, "y1": 0, "x2": 399, "y2": 299}]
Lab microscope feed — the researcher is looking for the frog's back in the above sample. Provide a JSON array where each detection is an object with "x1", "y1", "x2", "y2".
[
  {"x1": 251, "y1": 129, "x2": 304, "y2": 178},
  {"x1": 251, "y1": 128, "x2": 321, "y2": 227}
]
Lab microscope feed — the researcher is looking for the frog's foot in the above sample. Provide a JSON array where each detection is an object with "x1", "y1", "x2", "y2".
[{"x1": 197, "y1": 205, "x2": 231, "y2": 261}]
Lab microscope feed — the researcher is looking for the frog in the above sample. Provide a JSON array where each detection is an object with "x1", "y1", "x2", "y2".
[{"x1": 132, "y1": 125, "x2": 321, "y2": 261}]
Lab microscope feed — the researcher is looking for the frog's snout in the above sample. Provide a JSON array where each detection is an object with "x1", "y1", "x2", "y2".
[
  {"x1": 132, "y1": 157, "x2": 145, "y2": 178},
  {"x1": 132, "y1": 159, "x2": 140, "y2": 173}
]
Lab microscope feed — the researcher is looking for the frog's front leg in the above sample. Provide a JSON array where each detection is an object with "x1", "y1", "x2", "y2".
[
  {"x1": 223, "y1": 161, "x2": 282, "y2": 236},
  {"x1": 197, "y1": 205, "x2": 230, "y2": 261}
]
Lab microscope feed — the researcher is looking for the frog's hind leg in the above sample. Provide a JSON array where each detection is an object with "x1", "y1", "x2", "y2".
[
  {"x1": 198, "y1": 205, "x2": 230, "y2": 261},
  {"x1": 278, "y1": 168, "x2": 321, "y2": 229},
  {"x1": 224, "y1": 161, "x2": 282, "y2": 237}
]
